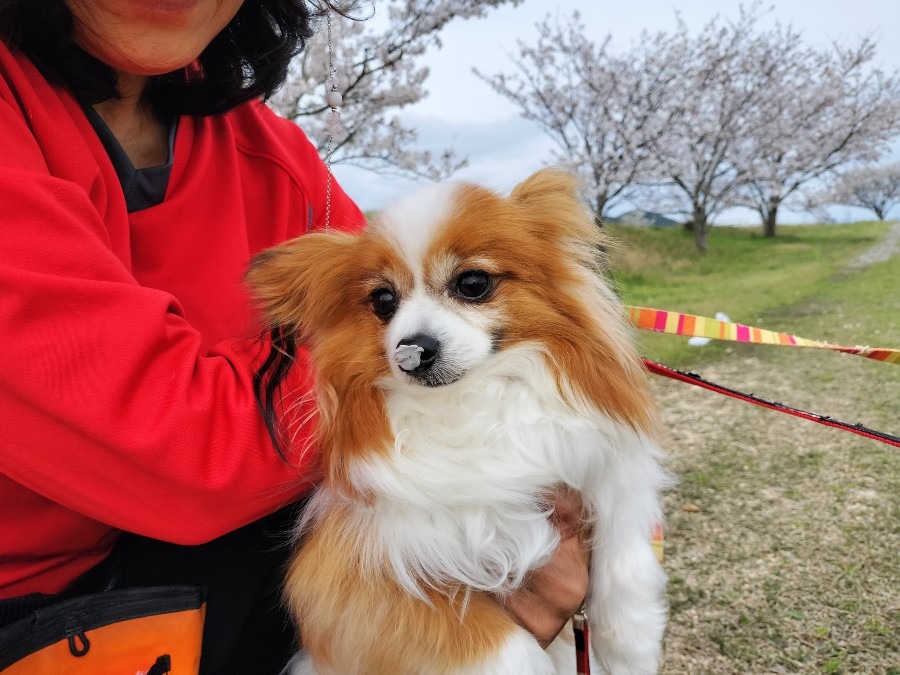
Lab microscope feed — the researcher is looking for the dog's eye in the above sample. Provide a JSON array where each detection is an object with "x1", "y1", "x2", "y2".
[
  {"x1": 370, "y1": 287, "x2": 398, "y2": 319},
  {"x1": 453, "y1": 271, "x2": 493, "y2": 301}
]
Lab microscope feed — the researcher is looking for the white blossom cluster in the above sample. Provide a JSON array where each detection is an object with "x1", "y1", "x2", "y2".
[{"x1": 270, "y1": 0, "x2": 521, "y2": 181}]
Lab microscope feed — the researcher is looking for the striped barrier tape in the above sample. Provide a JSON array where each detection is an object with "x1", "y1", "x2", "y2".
[{"x1": 627, "y1": 306, "x2": 900, "y2": 365}]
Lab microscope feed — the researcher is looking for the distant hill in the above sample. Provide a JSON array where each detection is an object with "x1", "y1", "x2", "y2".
[{"x1": 605, "y1": 210, "x2": 679, "y2": 228}]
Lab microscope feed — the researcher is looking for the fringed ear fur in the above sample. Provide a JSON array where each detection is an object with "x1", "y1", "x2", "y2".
[
  {"x1": 508, "y1": 167, "x2": 582, "y2": 205},
  {"x1": 508, "y1": 169, "x2": 601, "y2": 246},
  {"x1": 245, "y1": 231, "x2": 359, "y2": 333},
  {"x1": 245, "y1": 231, "x2": 361, "y2": 461},
  {"x1": 508, "y1": 168, "x2": 606, "y2": 275}
]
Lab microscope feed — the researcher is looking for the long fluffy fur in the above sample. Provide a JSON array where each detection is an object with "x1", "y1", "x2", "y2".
[{"x1": 247, "y1": 169, "x2": 670, "y2": 674}]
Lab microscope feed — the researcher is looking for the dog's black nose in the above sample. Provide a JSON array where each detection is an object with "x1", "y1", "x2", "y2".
[{"x1": 396, "y1": 334, "x2": 439, "y2": 372}]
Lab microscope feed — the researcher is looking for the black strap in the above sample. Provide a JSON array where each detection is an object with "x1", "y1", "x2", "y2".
[
  {"x1": 0, "y1": 549, "x2": 118, "y2": 629},
  {"x1": 0, "y1": 586, "x2": 205, "y2": 670}
]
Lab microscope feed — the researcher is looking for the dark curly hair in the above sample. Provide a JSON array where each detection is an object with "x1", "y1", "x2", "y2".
[{"x1": 0, "y1": 0, "x2": 316, "y2": 116}]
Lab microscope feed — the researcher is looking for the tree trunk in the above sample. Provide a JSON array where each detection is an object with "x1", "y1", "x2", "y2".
[
  {"x1": 762, "y1": 201, "x2": 779, "y2": 237},
  {"x1": 692, "y1": 206, "x2": 709, "y2": 251},
  {"x1": 761, "y1": 199, "x2": 781, "y2": 237}
]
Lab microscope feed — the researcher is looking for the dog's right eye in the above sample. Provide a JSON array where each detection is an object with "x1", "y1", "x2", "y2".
[
  {"x1": 453, "y1": 270, "x2": 493, "y2": 301},
  {"x1": 370, "y1": 288, "x2": 398, "y2": 319}
]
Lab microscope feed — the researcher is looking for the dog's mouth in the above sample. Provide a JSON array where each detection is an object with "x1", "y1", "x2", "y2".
[
  {"x1": 395, "y1": 357, "x2": 465, "y2": 388},
  {"x1": 409, "y1": 367, "x2": 464, "y2": 388}
]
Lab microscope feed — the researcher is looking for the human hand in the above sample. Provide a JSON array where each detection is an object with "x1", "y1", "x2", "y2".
[{"x1": 502, "y1": 487, "x2": 591, "y2": 648}]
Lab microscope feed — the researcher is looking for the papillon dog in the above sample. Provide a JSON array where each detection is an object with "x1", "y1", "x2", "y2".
[{"x1": 246, "y1": 169, "x2": 669, "y2": 674}]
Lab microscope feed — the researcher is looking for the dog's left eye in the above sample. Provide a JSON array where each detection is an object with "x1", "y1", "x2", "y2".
[
  {"x1": 370, "y1": 287, "x2": 398, "y2": 319},
  {"x1": 453, "y1": 271, "x2": 493, "y2": 301}
]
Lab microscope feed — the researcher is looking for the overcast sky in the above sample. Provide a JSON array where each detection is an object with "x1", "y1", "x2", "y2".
[{"x1": 332, "y1": 0, "x2": 900, "y2": 223}]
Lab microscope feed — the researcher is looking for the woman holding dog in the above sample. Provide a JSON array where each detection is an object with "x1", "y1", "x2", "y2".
[{"x1": 0, "y1": 0, "x2": 590, "y2": 671}]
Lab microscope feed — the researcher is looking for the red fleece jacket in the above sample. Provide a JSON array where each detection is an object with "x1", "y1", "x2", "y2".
[{"x1": 0, "y1": 43, "x2": 365, "y2": 597}]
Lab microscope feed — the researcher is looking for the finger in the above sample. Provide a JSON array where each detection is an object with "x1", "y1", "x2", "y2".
[
  {"x1": 503, "y1": 534, "x2": 590, "y2": 647},
  {"x1": 503, "y1": 589, "x2": 561, "y2": 648}
]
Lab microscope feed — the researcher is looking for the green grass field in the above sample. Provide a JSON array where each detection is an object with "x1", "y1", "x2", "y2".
[
  {"x1": 605, "y1": 222, "x2": 899, "y2": 674},
  {"x1": 608, "y1": 221, "x2": 896, "y2": 366}
]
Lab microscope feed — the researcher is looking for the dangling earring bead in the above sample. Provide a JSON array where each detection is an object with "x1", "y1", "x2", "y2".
[{"x1": 326, "y1": 85, "x2": 343, "y2": 109}]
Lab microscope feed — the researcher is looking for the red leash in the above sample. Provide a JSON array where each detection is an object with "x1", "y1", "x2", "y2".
[{"x1": 643, "y1": 359, "x2": 900, "y2": 448}]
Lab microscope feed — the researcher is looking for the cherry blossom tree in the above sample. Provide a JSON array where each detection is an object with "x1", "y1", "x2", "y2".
[
  {"x1": 734, "y1": 38, "x2": 900, "y2": 236},
  {"x1": 477, "y1": 7, "x2": 806, "y2": 250},
  {"x1": 827, "y1": 162, "x2": 900, "y2": 220},
  {"x1": 473, "y1": 13, "x2": 684, "y2": 223},
  {"x1": 483, "y1": 5, "x2": 900, "y2": 250},
  {"x1": 644, "y1": 8, "x2": 803, "y2": 251},
  {"x1": 271, "y1": 0, "x2": 520, "y2": 180}
]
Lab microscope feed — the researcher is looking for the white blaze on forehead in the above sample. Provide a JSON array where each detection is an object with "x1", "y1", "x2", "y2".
[
  {"x1": 377, "y1": 180, "x2": 497, "y2": 385},
  {"x1": 377, "y1": 181, "x2": 462, "y2": 274}
]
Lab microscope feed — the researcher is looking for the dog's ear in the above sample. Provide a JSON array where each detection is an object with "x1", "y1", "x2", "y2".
[
  {"x1": 509, "y1": 168, "x2": 582, "y2": 206},
  {"x1": 509, "y1": 169, "x2": 602, "y2": 250},
  {"x1": 245, "y1": 232, "x2": 358, "y2": 332}
]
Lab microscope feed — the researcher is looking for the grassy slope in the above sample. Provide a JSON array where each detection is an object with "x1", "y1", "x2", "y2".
[
  {"x1": 605, "y1": 222, "x2": 899, "y2": 674},
  {"x1": 608, "y1": 221, "x2": 893, "y2": 365}
]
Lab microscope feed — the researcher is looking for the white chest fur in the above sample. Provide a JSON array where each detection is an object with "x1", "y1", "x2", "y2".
[{"x1": 310, "y1": 346, "x2": 666, "y2": 603}]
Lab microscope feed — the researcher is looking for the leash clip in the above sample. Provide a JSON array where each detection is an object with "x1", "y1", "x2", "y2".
[{"x1": 572, "y1": 603, "x2": 590, "y2": 675}]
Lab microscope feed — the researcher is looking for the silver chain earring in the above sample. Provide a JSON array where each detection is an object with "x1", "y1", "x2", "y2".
[{"x1": 324, "y1": 8, "x2": 342, "y2": 231}]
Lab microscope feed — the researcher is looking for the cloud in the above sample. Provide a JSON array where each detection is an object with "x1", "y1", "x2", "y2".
[{"x1": 334, "y1": 114, "x2": 556, "y2": 211}]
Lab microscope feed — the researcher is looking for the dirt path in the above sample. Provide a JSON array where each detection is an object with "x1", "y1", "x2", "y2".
[{"x1": 848, "y1": 220, "x2": 900, "y2": 268}]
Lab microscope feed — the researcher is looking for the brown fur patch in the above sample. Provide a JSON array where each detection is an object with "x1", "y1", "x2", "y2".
[
  {"x1": 285, "y1": 506, "x2": 518, "y2": 674},
  {"x1": 246, "y1": 230, "x2": 413, "y2": 492}
]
